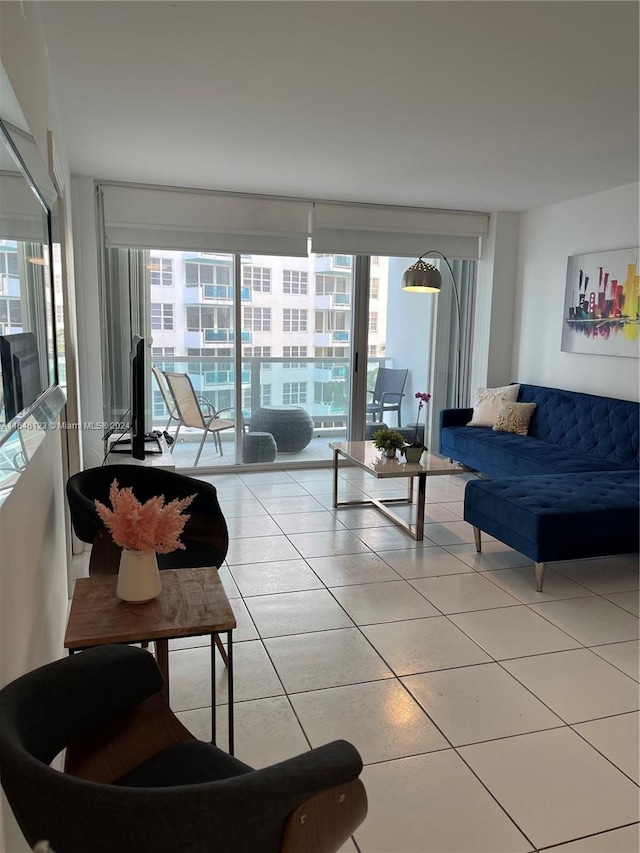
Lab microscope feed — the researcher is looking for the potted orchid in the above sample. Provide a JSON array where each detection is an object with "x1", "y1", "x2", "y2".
[
  {"x1": 95, "y1": 480, "x2": 195, "y2": 602},
  {"x1": 400, "y1": 391, "x2": 431, "y2": 463}
]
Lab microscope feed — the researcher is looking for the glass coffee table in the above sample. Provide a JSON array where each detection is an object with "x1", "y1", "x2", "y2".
[{"x1": 330, "y1": 441, "x2": 465, "y2": 541}]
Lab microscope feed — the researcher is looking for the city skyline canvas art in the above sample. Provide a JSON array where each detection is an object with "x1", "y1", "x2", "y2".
[{"x1": 561, "y1": 247, "x2": 639, "y2": 358}]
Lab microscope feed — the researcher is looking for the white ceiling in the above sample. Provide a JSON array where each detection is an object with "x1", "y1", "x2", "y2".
[{"x1": 37, "y1": 1, "x2": 639, "y2": 213}]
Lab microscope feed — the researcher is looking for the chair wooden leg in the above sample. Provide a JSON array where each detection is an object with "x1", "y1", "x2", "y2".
[{"x1": 214, "y1": 633, "x2": 228, "y2": 667}]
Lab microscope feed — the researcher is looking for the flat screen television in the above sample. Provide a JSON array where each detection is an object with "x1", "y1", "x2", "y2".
[
  {"x1": 109, "y1": 334, "x2": 161, "y2": 459},
  {"x1": 0, "y1": 332, "x2": 44, "y2": 423}
]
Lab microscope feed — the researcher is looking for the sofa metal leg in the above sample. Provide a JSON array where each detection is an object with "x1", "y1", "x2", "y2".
[
  {"x1": 535, "y1": 562, "x2": 546, "y2": 592},
  {"x1": 473, "y1": 526, "x2": 482, "y2": 553}
]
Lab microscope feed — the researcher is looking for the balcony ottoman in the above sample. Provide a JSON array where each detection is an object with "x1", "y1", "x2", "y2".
[
  {"x1": 464, "y1": 470, "x2": 640, "y2": 591},
  {"x1": 250, "y1": 406, "x2": 314, "y2": 453},
  {"x1": 242, "y1": 431, "x2": 277, "y2": 464}
]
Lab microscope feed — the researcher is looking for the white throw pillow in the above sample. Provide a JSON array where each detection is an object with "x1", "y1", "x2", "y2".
[{"x1": 467, "y1": 384, "x2": 521, "y2": 428}]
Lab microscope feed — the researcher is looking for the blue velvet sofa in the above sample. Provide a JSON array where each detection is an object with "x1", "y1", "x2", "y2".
[{"x1": 439, "y1": 384, "x2": 639, "y2": 590}]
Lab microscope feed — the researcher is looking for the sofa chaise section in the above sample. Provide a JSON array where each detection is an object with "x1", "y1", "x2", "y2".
[{"x1": 464, "y1": 470, "x2": 640, "y2": 591}]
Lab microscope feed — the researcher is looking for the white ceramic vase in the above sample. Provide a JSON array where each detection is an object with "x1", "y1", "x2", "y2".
[{"x1": 116, "y1": 549, "x2": 162, "y2": 603}]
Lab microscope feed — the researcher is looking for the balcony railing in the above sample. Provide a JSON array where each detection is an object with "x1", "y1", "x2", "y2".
[{"x1": 152, "y1": 354, "x2": 387, "y2": 429}]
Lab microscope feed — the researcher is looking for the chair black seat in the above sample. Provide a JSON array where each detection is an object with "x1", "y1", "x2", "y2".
[{"x1": 66, "y1": 465, "x2": 229, "y2": 574}]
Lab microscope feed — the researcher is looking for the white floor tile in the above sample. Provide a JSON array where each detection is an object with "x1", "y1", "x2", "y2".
[
  {"x1": 290, "y1": 679, "x2": 448, "y2": 764},
  {"x1": 238, "y1": 470, "x2": 294, "y2": 485},
  {"x1": 603, "y1": 591, "x2": 640, "y2": 617},
  {"x1": 403, "y1": 663, "x2": 562, "y2": 745},
  {"x1": 226, "y1": 534, "x2": 301, "y2": 565},
  {"x1": 286, "y1": 530, "x2": 371, "y2": 558},
  {"x1": 446, "y1": 540, "x2": 533, "y2": 571},
  {"x1": 553, "y1": 559, "x2": 640, "y2": 594},
  {"x1": 308, "y1": 552, "x2": 401, "y2": 587},
  {"x1": 377, "y1": 546, "x2": 470, "y2": 579},
  {"x1": 248, "y1": 482, "x2": 310, "y2": 499},
  {"x1": 330, "y1": 581, "x2": 440, "y2": 625},
  {"x1": 258, "y1": 495, "x2": 326, "y2": 514},
  {"x1": 355, "y1": 751, "x2": 533, "y2": 852},
  {"x1": 351, "y1": 525, "x2": 435, "y2": 552},
  {"x1": 591, "y1": 640, "x2": 640, "y2": 682},
  {"x1": 217, "y1": 565, "x2": 241, "y2": 599},
  {"x1": 482, "y1": 565, "x2": 595, "y2": 604},
  {"x1": 530, "y1": 597, "x2": 640, "y2": 646},
  {"x1": 230, "y1": 559, "x2": 323, "y2": 596},
  {"x1": 361, "y1": 616, "x2": 492, "y2": 676},
  {"x1": 328, "y1": 505, "x2": 397, "y2": 529},
  {"x1": 264, "y1": 628, "x2": 393, "y2": 693},
  {"x1": 503, "y1": 649, "x2": 640, "y2": 723},
  {"x1": 177, "y1": 695, "x2": 309, "y2": 767},
  {"x1": 574, "y1": 712, "x2": 639, "y2": 783},
  {"x1": 450, "y1": 605, "x2": 581, "y2": 659},
  {"x1": 216, "y1": 498, "x2": 268, "y2": 518},
  {"x1": 271, "y1": 511, "x2": 347, "y2": 534},
  {"x1": 226, "y1": 514, "x2": 282, "y2": 539},
  {"x1": 544, "y1": 825, "x2": 640, "y2": 852},
  {"x1": 409, "y1": 572, "x2": 521, "y2": 613},
  {"x1": 244, "y1": 589, "x2": 353, "y2": 638},
  {"x1": 459, "y1": 728, "x2": 640, "y2": 850},
  {"x1": 168, "y1": 640, "x2": 284, "y2": 710},
  {"x1": 392, "y1": 502, "x2": 461, "y2": 525},
  {"x1": 423, "y1": 520, "x2": 478, "y2": 546},
  {"x1": 226, "y1": 598, "x2": 259, "y2": 641}
]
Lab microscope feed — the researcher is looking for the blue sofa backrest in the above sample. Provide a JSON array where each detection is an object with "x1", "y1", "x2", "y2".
[{"x1": 517, "y1": 384, "x2": 639, "y2": 469}]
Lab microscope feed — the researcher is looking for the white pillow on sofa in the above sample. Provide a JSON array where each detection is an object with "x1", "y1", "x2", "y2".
[{"x1": 467, "y1": 384, "x2": 521, "y2": 428}]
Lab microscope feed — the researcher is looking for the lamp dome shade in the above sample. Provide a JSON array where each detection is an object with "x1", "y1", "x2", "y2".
[{"x1": 402, "y1": 260, "x2": 442, "y2": 293}]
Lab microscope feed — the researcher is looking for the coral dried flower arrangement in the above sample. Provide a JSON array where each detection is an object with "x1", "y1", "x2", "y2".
[{"x1": 95, "y1": 480, "x2": 195, "y2": 554}]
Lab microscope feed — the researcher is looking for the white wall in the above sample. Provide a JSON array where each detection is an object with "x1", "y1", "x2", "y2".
[
  {"x1": 513, "y1": 183, "x2": 640, "y2": 401},
  {"x1": 0, "y1": 3, "x2": 72, "y2": 850}
]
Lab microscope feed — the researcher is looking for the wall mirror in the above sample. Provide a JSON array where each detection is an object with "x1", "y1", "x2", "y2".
[{"x1": 0, "y1": 65, "x2": 65, "y2": 502}]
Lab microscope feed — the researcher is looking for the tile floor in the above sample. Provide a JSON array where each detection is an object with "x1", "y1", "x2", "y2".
[{"x1": 167, "y1": 465, "x2": 639, "y2": 853}]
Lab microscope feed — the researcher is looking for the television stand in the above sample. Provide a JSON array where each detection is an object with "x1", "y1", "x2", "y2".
[{"x1": 105, "y1": 433, "x2": 175, "y2": 470}]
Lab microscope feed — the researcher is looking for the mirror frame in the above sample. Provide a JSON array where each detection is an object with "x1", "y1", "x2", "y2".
[{"x1": 0, "y1": 115, "x2": 66, "y2": 489}]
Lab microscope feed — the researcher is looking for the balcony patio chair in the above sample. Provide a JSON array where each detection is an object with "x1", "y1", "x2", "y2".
[
  {"x1": 0, "y1": 645, "x2": 367, "y2": 853},
  {"x1": 366, "y1": 367, "x2": 408, "y2": 427},
  {"x1": 151, "y1": 366, "x2": 181, "y2": 438},
  {"x1": 163, "y1": 371, "x2": 234, "y2": 465}
]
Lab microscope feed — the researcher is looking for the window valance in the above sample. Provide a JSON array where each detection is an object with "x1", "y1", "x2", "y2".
[
  {"x1": 311, "y1": 202, "x2": 489, "y2": 259},
  {"x1": 101, "y1": 185, "x2": 311, "y2": 256},
  {"x1": 100, "y1": 183, "x2": 490, "y2": 260}
]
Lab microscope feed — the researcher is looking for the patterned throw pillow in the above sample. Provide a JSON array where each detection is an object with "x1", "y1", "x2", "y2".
[
  {"x1": 493, "y1": 401, "x2": 537, "y2": 436},
  {"x1": 467, "y1": 384, "x2": 520, "y2": 428}
]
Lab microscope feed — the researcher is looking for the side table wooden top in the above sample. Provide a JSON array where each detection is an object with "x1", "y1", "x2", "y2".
[{"x1": 64, "y1": 567, "x2": 236, "y2": 649}]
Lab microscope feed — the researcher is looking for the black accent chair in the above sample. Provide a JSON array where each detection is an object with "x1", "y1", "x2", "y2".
[
  {"x1": 66, "y1": 465, "x2": 229, "y2": 577},
  {"x1": 366, "y1": 367, "x2": 408, "y2": 427},
  {"x1": 0, "y1": 646, "x2": 367, "y2": 853}
]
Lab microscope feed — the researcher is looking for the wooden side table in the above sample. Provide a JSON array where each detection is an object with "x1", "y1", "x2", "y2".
[{"x1": 64, "y1": 567, "x2": 236, "y2": 753}]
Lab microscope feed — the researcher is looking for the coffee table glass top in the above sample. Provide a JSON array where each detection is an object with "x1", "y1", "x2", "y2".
[{"x1": 330, "y1": 441, "x2": 461, "y2": 479}]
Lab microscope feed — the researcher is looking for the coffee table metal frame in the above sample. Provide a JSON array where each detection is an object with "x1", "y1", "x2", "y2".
[
  {"x1": 64, "y1": 567, "x2": 236, "y2": 754},
  {"x1": 330, "y1": 441, "x2": 464, "y2": 541}
]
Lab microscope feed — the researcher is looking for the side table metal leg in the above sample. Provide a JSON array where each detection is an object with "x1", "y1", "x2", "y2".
[
  {"x1": 211, "y1": 633, "x2": 216, "y2": 746},
  {"x1": 227, "y1": 631, "x2": 234, "y2": 755},
  {"x1": 332, "y1": 449, "x2": 339, "y2": 508}
]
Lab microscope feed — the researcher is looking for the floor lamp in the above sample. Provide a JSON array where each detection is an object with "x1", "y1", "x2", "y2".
[{"x1": 402, "y1": 250, "x2": 463, "y2": 408}]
